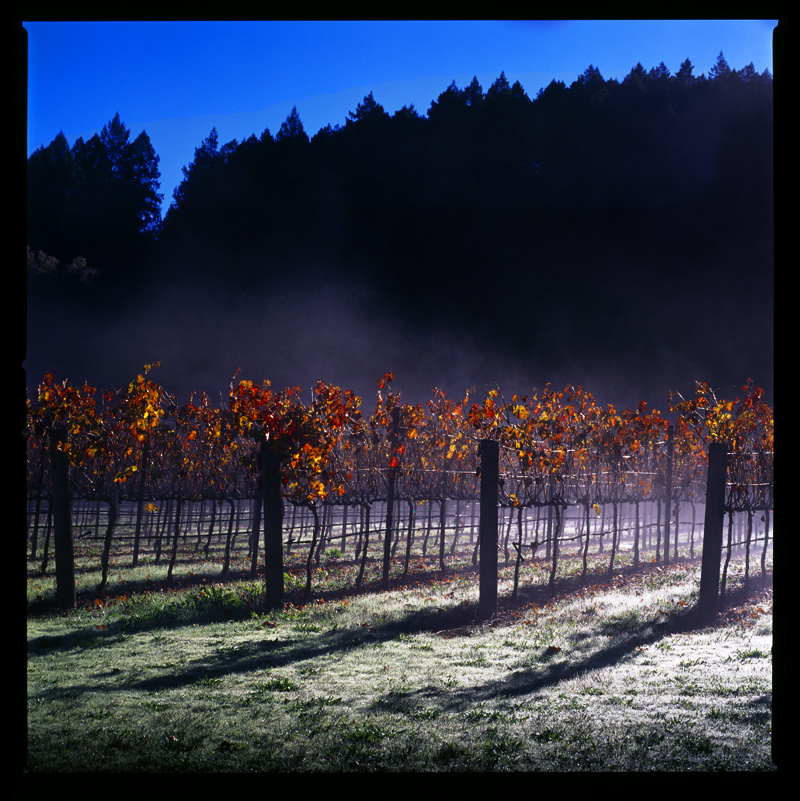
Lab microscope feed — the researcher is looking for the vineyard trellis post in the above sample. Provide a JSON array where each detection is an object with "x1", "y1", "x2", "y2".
[
  {"x1": 262, "y1": 440, "x2": 284, "y2": 612},
  {"x1": 49, "y1": 429, "x2": 76, "y2": 609},
  {"x1": 697, "y1": 441, "x2": 728, "y2": 619},
  {"x1": 478, "y1": 438, "x2": 499, "y2": 620}
]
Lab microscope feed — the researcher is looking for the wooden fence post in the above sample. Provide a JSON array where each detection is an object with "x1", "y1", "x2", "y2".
[
  {"x1": 478, "y1": 439, "x2": 499, "y2": 620},
  {"x1": 49, "y1": 429, "x2": 76, "y2": 609},
  {"x1": 262, "y1": 440, "x2": 284, "y2": 611},
  {"x1": 697, "y1": 441, "x2": 728, "y2": 619}
]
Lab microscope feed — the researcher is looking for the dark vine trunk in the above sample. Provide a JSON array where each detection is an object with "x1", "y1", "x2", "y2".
[
  {"x1": 132, "y1": 442, "x2": 149, "y2": 567},
  {"x1": 250, "y1": 495, "x2": 262, "y2": 578},
  {"x1": 203, "y1": 498, "x2": 217, "y2": 558},
  {"x1": 29, "y1": 457, "x2": 46, "y2": 561},
  {"x1": 356, "y1": 503, "x2": 371, "y2": 588},
  {"x1": 549, "y1": 503, "x2": 561, "y2": 595},
  {"x1": 403, "y1": 500, "x2": 416, "y2": 577},
  {"x1": 98, "y1": 497, "x2": 118, "y2": 598},
  {"x1": 303, "y1": 505, "x2": 321, "y2": 603},
  {"x1": 221, "y1": 498, "x2": 236, "y2": 578},
  {"x1": 167, "y1": 498, "x2": 182, "y2": 586},
  {"x1": 606, "y1": 501, "x2": 618, "y2": 577},
  {"x1": 438, "y1": 498, "x2": 447, "y2": 574}
]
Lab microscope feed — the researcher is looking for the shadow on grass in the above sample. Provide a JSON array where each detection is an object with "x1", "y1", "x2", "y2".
[
  {"x1": 360, "y1": 567, "x2": 773, "y2": 715},
  {"x1": 27, "y1": 554, "x2": 772, "y2": 711}
]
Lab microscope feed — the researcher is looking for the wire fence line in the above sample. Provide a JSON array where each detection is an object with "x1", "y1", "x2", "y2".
[
  {"x1": 26, "y1": 480, "x2": 772, "y2": 560},
  {"x1": 26, "y1": 437, "x2": 774, "y2": 548},
  {"x1": 25, "y1": 442, "x2": 774, "y2": 507},
  {"x1": 26, "y1": 426, "x2": 773, "y2": 610}
]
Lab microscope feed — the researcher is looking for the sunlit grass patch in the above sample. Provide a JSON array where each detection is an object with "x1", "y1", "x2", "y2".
[{"x1": 27, "y1": 551, "x2": 774, "y2": 772}]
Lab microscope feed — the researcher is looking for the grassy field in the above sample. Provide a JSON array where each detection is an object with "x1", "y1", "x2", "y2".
[{"x1": 25, "y1": 540, "x2": 776, "y2": 772}]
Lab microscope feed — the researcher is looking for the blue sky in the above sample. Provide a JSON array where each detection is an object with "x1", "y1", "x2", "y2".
[{"x1": 24, "y1": 19, "x2": 778, "y2": 218}]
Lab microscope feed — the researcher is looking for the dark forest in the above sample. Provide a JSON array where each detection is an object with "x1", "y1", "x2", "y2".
[{"x1": 25, "y1": 54, "x2": 774, "y2": 410}]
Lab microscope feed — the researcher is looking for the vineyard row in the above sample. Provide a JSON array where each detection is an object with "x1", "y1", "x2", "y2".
[
  {"x1": 26, "y1": 370, "x2": 773, "y2": 606},
  {"x1": 25, "y1": 371, "x2": 774, "y2": 513}
]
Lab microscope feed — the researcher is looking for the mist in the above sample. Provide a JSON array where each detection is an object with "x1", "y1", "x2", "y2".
[
  {"x1": 25, "y1": 249, "x2": 773, "y2": 415},
  {"x1": 26, "y1": 274, "x2": 519, "y2": 404}
]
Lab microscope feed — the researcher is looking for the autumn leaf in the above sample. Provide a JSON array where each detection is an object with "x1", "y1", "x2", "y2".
[{"x1": 512, "y1": 404, "x2": 529, "y2": 421}]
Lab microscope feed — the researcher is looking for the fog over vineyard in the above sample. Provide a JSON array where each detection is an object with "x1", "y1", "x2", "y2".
[
  {"x1": 26, "y1": 49, "x2": 774, "y2": 410},
  {"x1": 25, "y1": 247, "x2": 773, "y2": 412}
]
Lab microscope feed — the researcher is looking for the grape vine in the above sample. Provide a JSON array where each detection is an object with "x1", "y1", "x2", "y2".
[{"x1": 26, "y1": 368, "x2": 773, "y2": 514}]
